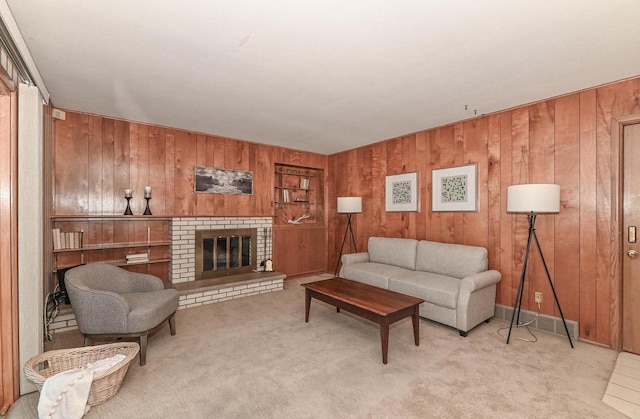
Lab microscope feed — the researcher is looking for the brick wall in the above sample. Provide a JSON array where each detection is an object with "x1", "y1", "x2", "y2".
[{"x1": 169, "y1": 216, "x2": 273, "y2": 283}]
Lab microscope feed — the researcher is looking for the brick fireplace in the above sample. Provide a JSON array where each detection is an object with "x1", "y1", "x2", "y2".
[
  {"x1": 169, "y1": 216, "x2": 272, "y2": 284},
  {"x1": 169, "y1": 217, "x2": 284, "y2": 310}
]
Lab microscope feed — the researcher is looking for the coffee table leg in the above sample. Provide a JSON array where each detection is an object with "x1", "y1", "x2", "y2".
[
  {"x1": 305, "y1": 289, "x2": 311, "y2": 322},
  {"x1": 380, "y1": 320, "x2": 389, "y2": 364},
  {"x1": 412, "y1": 306, "x2": 420, "y2": 346}
]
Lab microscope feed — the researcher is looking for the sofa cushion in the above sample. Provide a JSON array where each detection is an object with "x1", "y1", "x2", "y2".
[
  {"x1": 340, "y1": 263, "x2": 409, "y2": 289},
  {"x1": 389, "y1": 271, "x2": 460, "y2": 309},
  {"x1": 368, "y1": 237, "x2": 418, "y2": 270},
  {"x1": 415, "y1": 241, "x2": 487, "y2": 279}
]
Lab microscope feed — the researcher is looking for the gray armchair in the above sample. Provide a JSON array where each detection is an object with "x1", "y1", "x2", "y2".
[{"x1": 64, "y1": 263, "x2": 179, "y2": 366}]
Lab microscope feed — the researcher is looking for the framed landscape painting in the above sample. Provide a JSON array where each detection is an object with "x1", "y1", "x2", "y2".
[
  {"x1": 194, "y1": 166, "x2": 253, "y2": 195},
  {"x1": 385, "y1": 172, "x2": 419, "y2": 212},
  {"x1": 432, "y1": 163, "x2": 477, "y2": 212}
]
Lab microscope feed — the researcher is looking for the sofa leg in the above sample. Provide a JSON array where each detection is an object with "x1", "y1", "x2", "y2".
[
  {"x1": 459, "y1": 330, "x2": 468, "y2": 337},
  {"x1": 485, "y1": 318, "x2": 491, "y2": 324},
  {"x1": 84, "y1": 336, "x2": 93, "y2": 346},
  {"x1": 139, "y1": 332, "x2": 148, "y2": 366}
]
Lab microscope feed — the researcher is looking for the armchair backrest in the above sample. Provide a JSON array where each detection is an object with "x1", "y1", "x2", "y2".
[{"x1": 65, "y1": 263, "x2": 163, "y2": 294}]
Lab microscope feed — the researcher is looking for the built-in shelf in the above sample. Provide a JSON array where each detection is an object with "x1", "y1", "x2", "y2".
[
  {"x1": 51, "y1": 215, "x2": 170, "y2": 278},
  {"x1": 52, "y1": 241, "x2": 170, "y2": 253}
]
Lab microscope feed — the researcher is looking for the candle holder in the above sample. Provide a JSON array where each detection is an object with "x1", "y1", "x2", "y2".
[
  {"x1": 124, "y1": 196, "x2": 133, "y2": 215},
  {"x1": 143, "y1": 196, "x2": 152, "y2": 215}
]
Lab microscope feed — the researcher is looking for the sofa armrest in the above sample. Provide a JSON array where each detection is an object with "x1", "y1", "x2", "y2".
[
  {"x1": 459, "y1": 270, "x2": 502, "y2": 294},
  {"x1": 341, "y1": 252, "x2": 370, "y2": 266}
]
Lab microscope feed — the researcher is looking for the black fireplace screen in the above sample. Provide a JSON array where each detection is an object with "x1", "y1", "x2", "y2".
[{"x1": 196, "y1": 228, "x2": 257, "y2": 280}]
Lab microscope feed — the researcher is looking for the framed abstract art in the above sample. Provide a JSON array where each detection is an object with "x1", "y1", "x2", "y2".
[
  {"x1": 385, "y1": 172, "x2": 419, "y2": 212},
  {"x1": 431, "y1": 163, "x2": 477, "y2": 212}
]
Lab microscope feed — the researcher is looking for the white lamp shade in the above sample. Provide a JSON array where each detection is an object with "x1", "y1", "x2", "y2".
[
  {"x1": 507, "y1": 184, "x2": 560, "y2": 213},
  {"x1": 337, "y1": 197, "x2": 362, "y2": 213}
]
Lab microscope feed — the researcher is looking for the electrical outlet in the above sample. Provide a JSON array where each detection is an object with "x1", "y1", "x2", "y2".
[{"x1": 534, "y1": 292, "x2": 543, "y2": 304}]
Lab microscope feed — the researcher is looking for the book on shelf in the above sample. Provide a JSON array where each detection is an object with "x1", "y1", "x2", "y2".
[
  {"x1": 282, "y1": 189, "x2": 290, "y2": 203},
  {"x1": 52, "y1": 229, "x2": 83, "y2": 250},
  {"x1": 299, "y1": 178, "x2": 310, "y2": 190},
  {"x1": 126, "y1": 252, "x2": 149, "y2": 263}
]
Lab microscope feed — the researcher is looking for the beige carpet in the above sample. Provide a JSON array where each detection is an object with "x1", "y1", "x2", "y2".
[{"x1": 9, "y1": 274, "x2": 626, "y2": 418}]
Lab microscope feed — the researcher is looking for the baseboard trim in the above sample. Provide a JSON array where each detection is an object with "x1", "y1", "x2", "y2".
[{"x1": 494, "y1": 304, "x2": 579, "y2": 340}]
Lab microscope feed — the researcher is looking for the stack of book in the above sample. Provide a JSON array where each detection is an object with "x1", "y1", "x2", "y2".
[
  {"x1": 52, "y1": 229, "x2": 84, "y2": 250},
  {"x1": 125, "y1": 252, "x2": 149, "y2": 264}
]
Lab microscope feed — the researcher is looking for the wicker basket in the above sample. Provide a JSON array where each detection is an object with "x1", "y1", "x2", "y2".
[{"x1": 23, "y1": 342, "x2": 139, "y2": 407}]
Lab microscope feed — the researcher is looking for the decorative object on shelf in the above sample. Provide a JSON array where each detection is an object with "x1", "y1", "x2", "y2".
[
  {"x1": 385, "y1": 171, "x2": 419, "y2": 212},
  {"x1": 506, "y1": 183, "x2": 573, "y2": 348},
  {"x1": 143, "y1": 186, "x2": 152, "y2": 215},
  {"x1": 124, "y1": 188, "x2": 133, "y2": 215},
  {"x1": 288, "y1": 214, "x2": 310, "y2": 224},
  {"x1": 195, "y1": 166, "x2": 253, "y2": 195},
  {"x1": 334, "y1": 197, "x2": 362, "y2": 277},
  {"x1": 432, "y1": 163, "x2": 477, "y2": 212}
]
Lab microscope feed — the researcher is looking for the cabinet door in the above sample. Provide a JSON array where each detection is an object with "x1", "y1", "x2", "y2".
[
  {"x1": 298, "y1": 228, "x2": 326, "y2": 274},
  {"x1": 273, "y1": 227, "x2": 326, "y2": 277},
  {"x1": 272, "y1": 228, "x2": 299, "y2": 276}
]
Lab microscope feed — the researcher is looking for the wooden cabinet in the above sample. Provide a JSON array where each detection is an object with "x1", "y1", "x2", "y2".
[
  {"x1": 51, "y1": 215, "x2": 170, "y2": 280},
  {"x1": 273, "y1": 226, "x2": 326, "y2": 277},
  {"x1": 273, "y1": 163, "x2": 326, "y2": 277}
]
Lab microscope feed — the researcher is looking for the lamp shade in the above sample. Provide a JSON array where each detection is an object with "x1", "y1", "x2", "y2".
[
  {"x1": 337, "y1": 197, "x2": 362, "y2": 214},
  {"x1": 507, "y1": 184, "x2": 560, "y2": 213}
]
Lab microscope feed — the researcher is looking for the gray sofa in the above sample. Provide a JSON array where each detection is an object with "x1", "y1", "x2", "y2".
[{"x1": 340, "y1": 237, "x2": 501, "y2": 336}]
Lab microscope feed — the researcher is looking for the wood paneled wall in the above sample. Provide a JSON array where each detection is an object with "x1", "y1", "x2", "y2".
[
  {"x1": 52, "y1": 113, "x2": 327, "y2": 218},
  {"x1": 0, "y1": 85, "x2": 18, "y2": 414},
  {"x1": 328, "y1": 76, "x2": 640, "y2": 347}
]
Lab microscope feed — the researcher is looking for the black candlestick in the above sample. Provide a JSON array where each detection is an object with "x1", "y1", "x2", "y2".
[
  {"x1": 124, "y1": 197, "x2": 133, "y2": 215},
  {"x1": 143, "y1": 197, "x2": 152, "y2": 215}
]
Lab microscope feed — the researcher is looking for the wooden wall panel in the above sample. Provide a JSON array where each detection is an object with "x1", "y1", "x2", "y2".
[
  {"x1": 149, "y1": 127, "x2": 167, "y2": 215},
  {"x1": 528, "y1": 101, "x2": 555, "y2": 314},
  {"x1": 0, "y1": 89, "x2": 18, "y2": 413},
  {"x1": 595, "y1": 86, "x2": 614, "y2": 345},
  {"x1": 554, "y1": 94, "x2": 580, "y2": 321},
  {"x1": 487, "y1": 114, "x2": 501, "y2": 275},
  {"x1": 497, "y1": 111, "x2": 513, "y2": 306},
  {"x1": 54, "y1": 113, "x2": 327, "y2": 219},
  {"x1": 53, "y1": 113, "x2": 89, "y2": 214},
  {"x1": 326, "y1": 76, "x2": 640, "y2": 346},
  {"x1": 462, "y1": 119, "x2": 488, "y2": 248},
  {"x1": 579, "y1": 90, "x2": 598, "y2": 341},
  {"x1": 415, "y1": 131, "x2": 428, "y2": 240}
]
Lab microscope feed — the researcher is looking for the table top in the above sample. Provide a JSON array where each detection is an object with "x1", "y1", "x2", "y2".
[{"x1": 302, "y1": 277, "x2": 424, "y2": 316}]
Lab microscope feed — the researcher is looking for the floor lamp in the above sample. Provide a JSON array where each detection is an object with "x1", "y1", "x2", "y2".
[
  {"x1": 334, "y1": 197, "x2": 362, "y2": 277},
  {"x1": 506, "y1": 184, "x2": 574, "y2": 348}
]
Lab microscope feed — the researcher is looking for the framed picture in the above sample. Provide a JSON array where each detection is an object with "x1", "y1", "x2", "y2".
[
  {"x1": 432, "y1": 163, "x2": 477, "y2": 212},
  {"x1": 194, "y1": 166, "x2": 253, "y2": 195},
  {"x1": 385, "y1": 172, "x2": 419, "y2": 212}
]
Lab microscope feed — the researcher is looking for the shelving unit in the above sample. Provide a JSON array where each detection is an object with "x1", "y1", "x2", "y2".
[
  {"x1": 273, "y1": 163, "x2": 326, "y2": 277},
  {"x1": 51, "y1": 215, "x2": 170, "y2": 279},
  {"x1": 274, "y1": 163, "x2": 324, "y2": 225}
]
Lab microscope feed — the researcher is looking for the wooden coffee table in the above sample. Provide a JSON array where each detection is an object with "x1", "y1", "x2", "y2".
[{"x1": 302, "y1": 277, "x2": 424, "y2": 364}]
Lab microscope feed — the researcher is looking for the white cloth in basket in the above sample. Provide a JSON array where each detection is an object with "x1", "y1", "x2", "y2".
[{"x1": 38, "y1": 354, "x2": 126, "y2": 419}]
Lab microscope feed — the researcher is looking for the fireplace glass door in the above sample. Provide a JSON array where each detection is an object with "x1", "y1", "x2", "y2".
[{"x1": 196, "y1": 228, "x2": 257, "y2": 280}]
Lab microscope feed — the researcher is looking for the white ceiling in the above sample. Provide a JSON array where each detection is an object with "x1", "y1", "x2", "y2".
[{"x1": 6, "y1": 1, "x2": 640, "y2": 155}]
